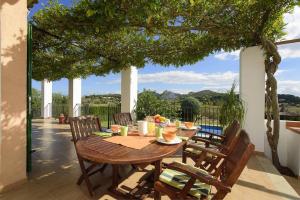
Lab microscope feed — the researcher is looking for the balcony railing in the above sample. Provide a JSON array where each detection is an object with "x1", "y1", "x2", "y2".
[
  {"x1": 80, "y1": 104, "x2": 121, "y2": 128},
  {"x1": 32, "y1": 103, "x2": 222, "y2": 131}
]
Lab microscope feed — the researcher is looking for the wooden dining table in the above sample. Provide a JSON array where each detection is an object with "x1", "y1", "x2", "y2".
[{"x1": 76, "y1": 128, "x2": 197, "y2": 199}]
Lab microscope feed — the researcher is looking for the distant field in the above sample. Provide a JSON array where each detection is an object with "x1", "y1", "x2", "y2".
[{"x1": 286, "y1": 106, "x2": 300, "y2": 114}]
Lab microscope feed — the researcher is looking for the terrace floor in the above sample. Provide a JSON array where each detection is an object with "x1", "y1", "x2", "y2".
[{"x1": 0, "y1": 119, "x2": 299, "y2": 200}]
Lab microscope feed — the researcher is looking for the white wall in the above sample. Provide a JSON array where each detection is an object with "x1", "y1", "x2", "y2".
[
  {"x1": 41, "y1": 79, "x2": 52, "y2": 118},
  {"x1": 264, "y1": 120, "x2": 300, "y2": 176},
  {"x1": 240, "y1": 46, "x2": 266, "y2": 152},
  {"x1": 68, "y1": 78, "x2": 81, "y2": 117},
  {"x1": 121, "y1": 66, "x2": 138, "y2": 120}
]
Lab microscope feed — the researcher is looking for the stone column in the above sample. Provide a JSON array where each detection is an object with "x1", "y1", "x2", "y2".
[
  {"x1": 121, "y1": 66, "x2": 138, "y2": 120},
  {"x1": 41, "y1": 79, "x2": 52, "y2": 118},
  {"x1": 68, "y1": 78, "x2": 81, "y2": 117},
  {"x1": 0, "y1": 0, "x2": 27, "y2": 191},
  {"x1": 240, "y1": 46, "x2": 265, "y2": 152}
]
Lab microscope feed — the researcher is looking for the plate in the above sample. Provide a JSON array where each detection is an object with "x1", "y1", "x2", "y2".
[
  {"x1": 179, "y1": 126, "x2": 199, "y2": 130},
  {"x1": 106, "y1": 129, "x2": 120, "y2": 133},
  {"x1": 156, "y1": 137, "x2": 182, "y2": 145}
]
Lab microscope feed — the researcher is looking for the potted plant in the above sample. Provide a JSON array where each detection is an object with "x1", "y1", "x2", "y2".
[{"x1": 219, "y1": 83, "x2": 245, "y2": 128}]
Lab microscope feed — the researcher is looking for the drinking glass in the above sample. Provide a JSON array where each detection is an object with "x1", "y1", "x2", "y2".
[
  {"x1": 148, "y1": 122, "x2": 156, "y2": 136},
  {"x1": 155, "y1": 127, "x2": 163, "y2": 138},
  {"x1": 120, "y1": 126, "x2": 128, "y2": 136}
]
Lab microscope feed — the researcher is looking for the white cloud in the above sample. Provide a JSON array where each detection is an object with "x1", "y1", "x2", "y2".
[
  {"x1": 283, "y1": 6, "x2": 300, "y2": 40},
  {"x1": 214, "y1": 50, "x2": 240, "y2": 60},
  {"x1": 278, "y1": 80, "x2": 300, "y2": 96},
  {"x1": 105, "y1": 70, "x2": 239, "y2": 92},
  {"x1": 138, "y1": 70, "x2": 238, "y2": 86},
  {"x1": 276, "y1": 69, "x2": 287, "y2": 75},
  {"x1": 106, "y1": 70, "x2": 239, "y2": 86},
  {"x1": 278, "y1": 43, "x2": 300, "y2": 59}
]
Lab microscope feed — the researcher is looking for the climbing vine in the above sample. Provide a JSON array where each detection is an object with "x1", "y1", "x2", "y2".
[
  {"x1": 31, "y1": 0, "x2": 298, "y2": 81},
  {"x1": 262, "y1": 39, "x2": 282, "y2": 169}
]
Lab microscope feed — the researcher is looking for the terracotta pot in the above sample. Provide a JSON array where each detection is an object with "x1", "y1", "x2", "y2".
[{"x1": 58, "y1": 114, "x2": 65, "y2": 124}]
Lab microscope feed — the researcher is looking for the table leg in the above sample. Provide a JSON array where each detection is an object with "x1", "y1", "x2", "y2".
[
  {"x1": 111, "y1": 164, "x2": 119, "y2": 190},
  {"x1": 154, "y1": 160, "x2": 162, "y2": 200},
  {"x1": 108, "y1": 164, "x2": 132, "y2": 199},
  {"x1": 182, "y1": 143, "x2": 187, "y2": 163}
]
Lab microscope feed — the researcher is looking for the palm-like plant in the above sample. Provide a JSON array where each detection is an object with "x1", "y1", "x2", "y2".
[{"x1": 219, "y1": 83, "x2": 245, "y2": 128}]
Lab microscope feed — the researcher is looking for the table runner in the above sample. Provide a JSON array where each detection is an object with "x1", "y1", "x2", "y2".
[{"x1": 103, "y1": 136, "x2": 156, "y2": 150}]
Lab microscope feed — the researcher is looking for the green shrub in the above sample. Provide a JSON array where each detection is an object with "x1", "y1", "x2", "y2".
[
  {"x1": 135, "y1": 90, "x2": 179, "y2": 120},
  {"x1": 219, "y1": 83, "x2": 245, "y2": 128},
  {"x1": 180, "y1": 96, "x2": 201, "y2": 121},
  {"x1": 135, "y1": 90, "x2": 161, "y2": 120}
]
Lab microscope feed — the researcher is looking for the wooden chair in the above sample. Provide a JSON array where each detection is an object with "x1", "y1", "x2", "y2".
[
  {"x1": 69, "y1": 116, "x2": 107, "y2": 196},
  {"x1": 154, "y1": 130, "x2": 255, "y2": 200},
  {"x1": 113, "y1": 112, "x2": 133, "y2": 126},
  {"x1": 182, "y1": 120, "x2": 240, "y2": 164}
]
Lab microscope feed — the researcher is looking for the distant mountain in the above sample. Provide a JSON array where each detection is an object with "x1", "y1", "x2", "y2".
[
  {"x1": 159, "y1": 90, "x2": 300, "y2": 106},
  {"x1": 186, "y1": 90, "x2": 226, "y2": 105},
  {"x1": 81, "y1": 90, "x2": 300, "y2": 106},
  {"x1": 278, "y1": 94, "x2": 300, "y2": 105},
  {"x1": 160, "y1": 90, "x2": 182, "y2": 100},
  {"x1": 188, "y1": 90, "x2": 221, "y2": 97}
]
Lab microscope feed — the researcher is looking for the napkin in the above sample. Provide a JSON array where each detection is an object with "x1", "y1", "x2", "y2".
[
  {"x1": 93, "y1": 132, "x2": 112, "y2": 137},
  {"x1": 177, "y1": 136, "x2": 189, "y2": 141}
]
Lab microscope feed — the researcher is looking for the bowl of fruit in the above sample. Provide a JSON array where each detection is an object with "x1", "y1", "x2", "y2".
[{"x1": 154, "y1": 114, "x2": 168, "y2": 126}]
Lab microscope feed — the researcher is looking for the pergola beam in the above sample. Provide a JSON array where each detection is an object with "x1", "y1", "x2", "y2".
[{"x1": 275, "y1": 38, "x2": 300, "y2": 46}]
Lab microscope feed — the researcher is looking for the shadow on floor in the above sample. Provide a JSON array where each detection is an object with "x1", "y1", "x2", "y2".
[{"x1": 237, "y1": 179, "x2": 299, "y2": 200}]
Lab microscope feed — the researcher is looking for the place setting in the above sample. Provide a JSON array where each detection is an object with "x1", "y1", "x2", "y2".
[{"x1": 92, "y1": 114, "x2": 195, "y2": 148}]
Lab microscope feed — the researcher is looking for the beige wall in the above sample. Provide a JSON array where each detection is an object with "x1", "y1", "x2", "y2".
[{"x1": 0, "y1": 0, "x2": 27, "y2": 191}]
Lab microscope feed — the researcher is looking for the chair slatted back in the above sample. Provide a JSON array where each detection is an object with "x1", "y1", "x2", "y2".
[
  {"x1": 69, "y1": 116, "x2": 101, "y2": 144},
  {"x1": 113, "y1": 113, "x2": 133, "y2": 126},
  {"x1": 221, "y1": 120, "x2": 240, "y2": 147},
  {"x1": 222, "y1": 130, "x2": 255, "y2": 187}
]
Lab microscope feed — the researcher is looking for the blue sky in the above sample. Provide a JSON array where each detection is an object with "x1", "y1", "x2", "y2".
[{"x1": 30, "y1": 2, "x2": 300, "y2": 96}]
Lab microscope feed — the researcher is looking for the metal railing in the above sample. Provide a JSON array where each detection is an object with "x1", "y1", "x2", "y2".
[
  {"x1": 52, "y1": 104, "x2": 68, "y2": 118},
  {"x1": 81, "y1": 104, "x2": 121, "y2": 128},
  {"x1": 135, "y1": 103, "x2": 222, "y2": 134},
  {"x1": 32, "y1": 104, "x2": 41, "y2": 119},
  {"x1": 31, "y1": 102, "x2": 222, "y2": 132}
]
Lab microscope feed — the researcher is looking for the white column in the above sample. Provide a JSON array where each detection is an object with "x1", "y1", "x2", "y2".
[
  {"x1": 240, "y1": 46, "x2": 265, "y2": 152},
  {"x1": 68, "y1": 78, "x2": 81, "y2": 117},
  {"x1": 121, "y1": 66, "x2": 138, "y2": 120},
  {"x1": 41, "y1": 79, "x2": 52, "y2": 118}
]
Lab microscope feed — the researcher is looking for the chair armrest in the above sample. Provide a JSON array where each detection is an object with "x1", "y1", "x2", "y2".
[
  {"x1": 192, "y1": 136, "x2": 222, "y2": 147},
  {"x1": 187, "y1": 144, "x2": 227, "y2": 158},
  {"x1": 167, "y1": 162, "x2": 231, "y2": 192}
]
